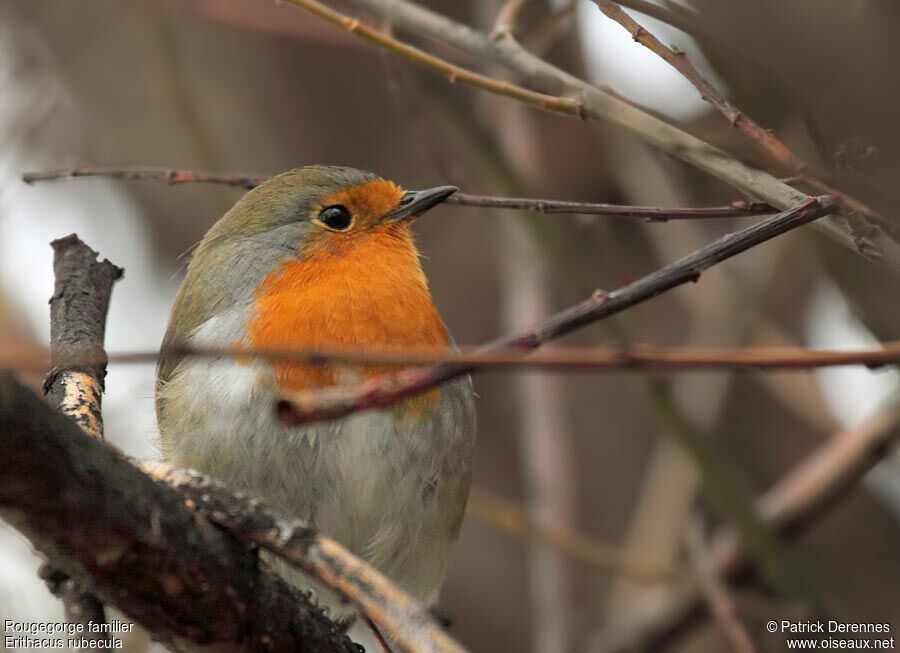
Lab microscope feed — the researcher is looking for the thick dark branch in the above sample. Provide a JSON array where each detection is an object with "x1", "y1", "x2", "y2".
[
  {"x1": 141, "y1": 463, "x2": 468, "y2": 653},
  {"x1": 44, "y1": 235, "x2": 122, "y2": 435},
  {"x1": 41, "y1": 234, "x2": 123, "y2": 645},
  {"x1": 22, "y1": 167, "x2": 775, "y2": 220},
  {"x1": 0, "y1": 375, "x2": 360, "y2": 653},
  {"x1": 276, "y1": 196, "x2": 836, "y2": 424}
]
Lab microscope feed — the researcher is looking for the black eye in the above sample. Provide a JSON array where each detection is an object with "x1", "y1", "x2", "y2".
[{"x1": 318, "y1": 204, "x2": 352, "y2": 230}]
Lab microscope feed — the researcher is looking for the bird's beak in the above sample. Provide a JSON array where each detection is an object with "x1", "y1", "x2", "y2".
[{"x1": 390, "y1": 185, "x2": 458, "y2": 222}]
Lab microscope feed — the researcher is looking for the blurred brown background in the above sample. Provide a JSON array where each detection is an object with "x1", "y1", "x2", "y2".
[{"x1": 2, "y1": 1, "x2": 900, "y2": 652}]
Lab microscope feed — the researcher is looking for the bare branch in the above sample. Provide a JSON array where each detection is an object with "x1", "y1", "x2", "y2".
[
  {"x1": 613, "y1": 0, "x2": 700, "y2": 37},
  {"x1": 592, "y1": 0, "x2": 802, "y2": 174},
  {"x1": 141, "y1": 462, "x2": 468, "y2": 653},
  {"x1": 22, "y1": 167, "x2": 775, "y2": 220},
  {"x1": 283, "y1": 0, "x2": 586, "y2": 117},
  {"x1": 450, "y1": 192, "x2": 773, "y2": 220},
  {"x1": 274, "y1": 197, "x2": 836, "y2": 424},
  {"x1": 23, "y1": 167, "x2": 261, "y2": 190},
  {"x1": 597, "y1": 403, "x2": 900, "y2": 652},
  {"x1": 590, "y1": 0, "x2": 883, "y2": 228},
  {"x1": 467, "y1": 489, "x2": 683, "y2": 584},
  {"x1": 329, "y1": 0, "x2": 900, "y2": 268},
  {"x1": 12, "y1": 339, "x2": 900, "y2": 375},
  {"x1": 683, "y1": 522, "x2": 757, "y2": 653},
  {"x1": 0, "y1": 375, "x2": 360, "y2": 652},
  {"x1": 40, "y1": 234, "x2": 123, "y2": 647}
]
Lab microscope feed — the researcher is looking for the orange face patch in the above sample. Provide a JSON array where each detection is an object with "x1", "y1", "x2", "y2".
[
  {"x1": 247, "y1": 215, "x2": 449, "y2": 417},
  {"x1": 317, "y1": 178, "x2": 404, "y2": 229}
]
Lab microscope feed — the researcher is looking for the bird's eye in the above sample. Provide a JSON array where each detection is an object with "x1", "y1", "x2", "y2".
[{"x1": 318, "y1": 204, "x2": 353, "y2": 231}]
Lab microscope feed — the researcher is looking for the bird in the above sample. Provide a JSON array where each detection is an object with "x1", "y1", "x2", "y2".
[{"x1": 155, "y1": 165, "x2": 476, "y2": 628}]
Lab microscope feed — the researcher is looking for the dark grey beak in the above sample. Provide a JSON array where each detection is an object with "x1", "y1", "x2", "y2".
[{"x1": 390, "y1": 185, "x2": 457, "y2": 222}]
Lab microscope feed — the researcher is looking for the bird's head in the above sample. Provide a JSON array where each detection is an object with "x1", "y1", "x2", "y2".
[{"x1": 205, "y1": 165, "x2": 456, "y2": 259}]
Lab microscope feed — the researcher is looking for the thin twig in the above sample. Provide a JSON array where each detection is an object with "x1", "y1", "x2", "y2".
[
  {"x1": 331, "y1": 0, "x2": 900, "y2": 269},
  {"x1": 593, "y1": 0, "x2": 801, "y2": 173},
  {"x1": 613, "y1": 0, "x2": 700, "y2": 37},
  {"x1": 10, "y1": 338, "x2": 900, "y2": 374},
  {"x1": 595, "y1": 402, "x2": 900, "y2": 653},
  {"x1": 683, "y1": 521, "x2": 757, "y2": 653},
  {"x1": 279, "y1": 0, "x2": 585, "y2": 117},
  {"x1": 22, "y1": 167, "x2": 262, "y2": 190},
  {"x1": 0, "y1": 376, "x2": 361, "y2": 652},
  {"x1": 590, "y1": 0, "x2": 884, "y2": 228},
  {"x1": 274, "y1": 197, "x2": 835, "y2": 424},
  {"x1": 467, "y1": 489, "x2": 683, "y2": 584},
  {"x1": 22, "y1": 167, "x2": 775, "y2": 220}
]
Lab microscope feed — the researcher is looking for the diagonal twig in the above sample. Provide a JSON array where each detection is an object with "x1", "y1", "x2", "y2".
[
  {"x1": 595, "y1": 402, "x2": 900, "y2": 653},
  {"x1": 590, "y1": 0, "x2": 882, "y2": 228},
  {"x1": 310, "y1": 0, "x2": 900, "y2": 269},
  {"x1": 275, "y1": 196, "x2": 836, "y2": 425},
  {"x1": 467, "y1": 489, "x2": 684, "y2": 584},
  {"x1": 141, "y1": 462, "x2": 467, "y2": 653},
  {"x1": 683, "y1": 521, "x2": 758, "y2": 653}
]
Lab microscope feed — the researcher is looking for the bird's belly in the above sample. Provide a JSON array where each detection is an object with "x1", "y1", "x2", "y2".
[{"x1": 158, "y1": 356, "x2": 475, "y2": 616}]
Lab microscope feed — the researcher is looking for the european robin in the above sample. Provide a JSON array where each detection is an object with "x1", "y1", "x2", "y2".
[{"x1": 155, "y1": 166, "x2": 476, "y2": 624}]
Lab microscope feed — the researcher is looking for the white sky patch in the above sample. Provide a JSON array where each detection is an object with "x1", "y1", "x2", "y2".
[
  {"x1": 0, "y1": 7, "x2": 174, "y2": 630},
  {"x1": 804, "y1": 278, "x2": 900, "y2": 520},
  {"x1": 576, "y1": 0, "x2": 714, "y2": 121},
  {"x1": 803, "y1": 278, "x2": 900, "y2": 428}
]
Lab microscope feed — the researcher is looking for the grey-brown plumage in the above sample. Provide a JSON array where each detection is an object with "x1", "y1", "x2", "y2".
[{"x1": 156, "y1": 166, "x2": 476, "y2": 621}]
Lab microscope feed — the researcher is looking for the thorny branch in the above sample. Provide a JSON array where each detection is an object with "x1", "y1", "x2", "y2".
[
  {"x1": 23, "y1": 167, "x2": 776, "y2": 220},
  {"x1": 2, "y1": 375, "x2": 467, "y2": 653},
  {"x1": 8, "y1": 2, "x2": 897, "y2": 650},
  {"x1": 275, "y1": 196, "x2": 836, "y2": 424}
]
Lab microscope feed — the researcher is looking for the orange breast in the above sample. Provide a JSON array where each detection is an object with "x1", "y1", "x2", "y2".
[{"x1": 247, "y1": 224, "x2": 449, "y2": 402}]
